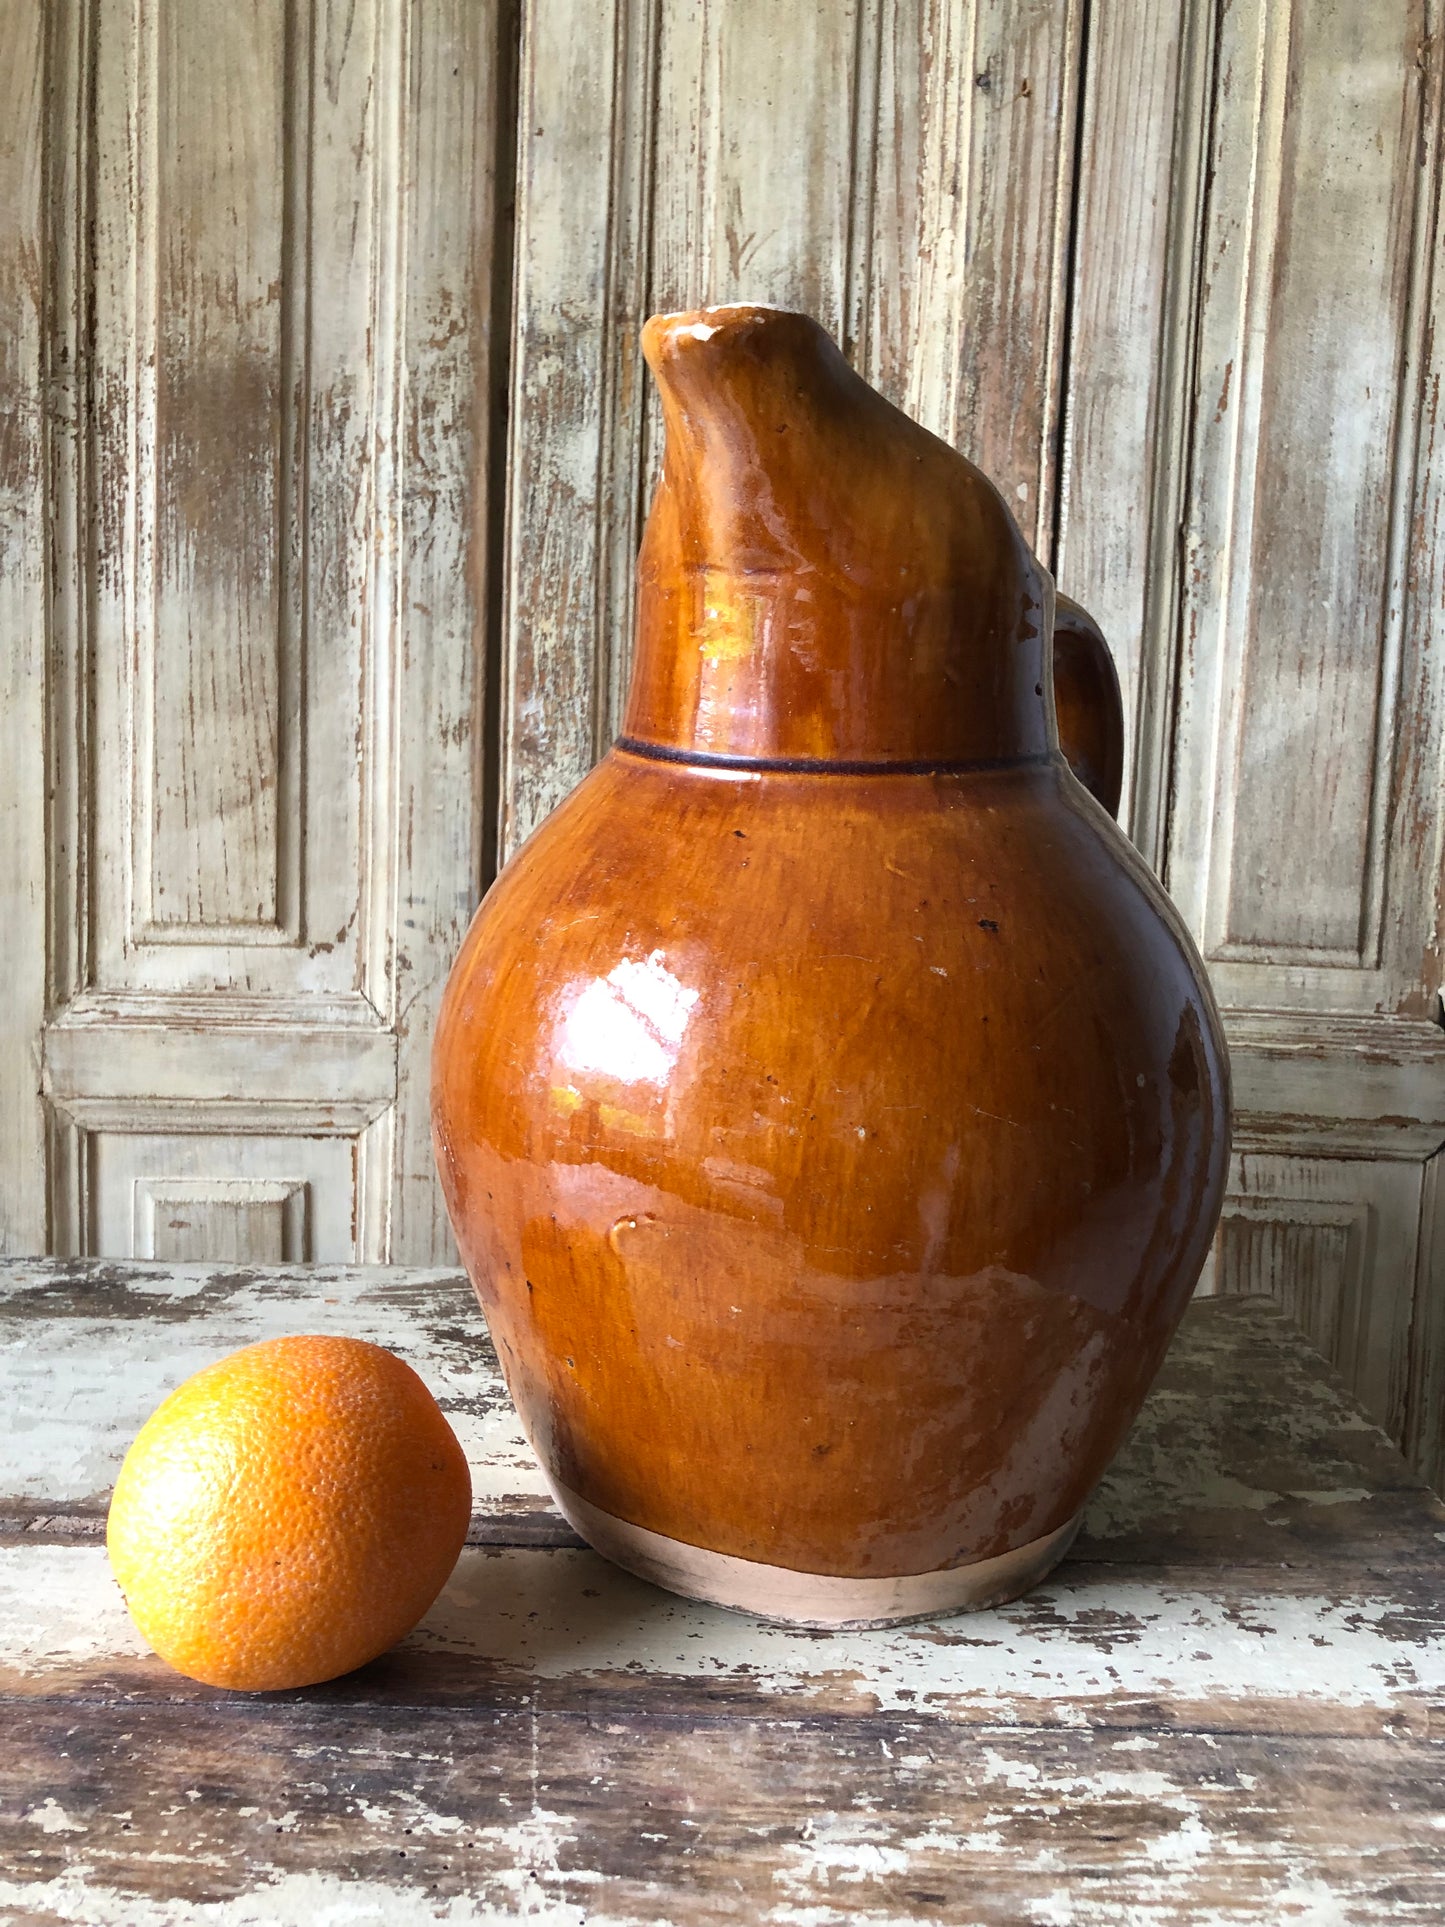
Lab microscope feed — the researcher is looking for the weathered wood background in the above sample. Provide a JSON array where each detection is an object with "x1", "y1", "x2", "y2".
[{"x1": 2, "y1": 2, "x2": 1444, "y2": 1479}]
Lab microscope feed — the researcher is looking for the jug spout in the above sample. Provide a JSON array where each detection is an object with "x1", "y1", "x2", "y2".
[{"x1": 623, "y1": 304, "x2": 1053, "y2": 767}]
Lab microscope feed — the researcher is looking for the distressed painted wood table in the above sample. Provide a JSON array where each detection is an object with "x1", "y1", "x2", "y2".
[{"x1": 2, "y1": 1262, "x2": 1443, "y2": 1925}]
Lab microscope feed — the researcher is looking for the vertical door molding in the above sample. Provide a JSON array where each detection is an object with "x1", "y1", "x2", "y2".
[
  {"x1": 1406, "y1": 1147, "x2": 1445, "y2": 1491},
  {"x1": 500, "y1": 0, "x2": 659, "y2": 858},
  {"x1": 385, "y1": 0, "x2": 510, "y2": 1259},
  {"x1": 863, "y1": 0, "x2": 1086, "y2": 555},
  {"x1": 1055, "y1": 0, "x2": 1215, "y2": 854},
  {"x1": 0, "y1": 0, "x2": 49, "y2": 1252}
]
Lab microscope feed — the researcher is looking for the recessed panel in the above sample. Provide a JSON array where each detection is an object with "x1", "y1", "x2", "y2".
[
  {"x1": 1170, "y1": 0, "x2": 1435, "y2": 986},
  {"x1": 84, "y1": 0, "x2": 399, "y2": 997},
  {"x1": 91, "y1": 1133, "x2": 355, "y2": 1263},
  {"x1": 145, "y1": 0, "x2": 294, "y2": 934},
  {"x1": 1215, "y1": 1204, "x2": 1363, "y2": 1368},
  {"x1": 650, "y1": 0, "x2": 861, "y2": 329},
  {"x1": 135, "y1": 1177, "x2": 310, "y2": 1263},
  {"x1": 1218, "y1": 0, "x2": 1421, "y2": 959},
  {"x1": 1200, "y1": 1151, "x2": 1423, "y2": 1439}
]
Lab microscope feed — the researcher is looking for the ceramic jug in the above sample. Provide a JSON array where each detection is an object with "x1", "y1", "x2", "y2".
[{"x1": 433, "y1": 305, "x2": 1229, "y2": 1627}]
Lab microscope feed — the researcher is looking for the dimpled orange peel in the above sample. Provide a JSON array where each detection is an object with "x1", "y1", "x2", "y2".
[{"x1": 106, "y1": 1334, "x2": 472, "y2": 1691}]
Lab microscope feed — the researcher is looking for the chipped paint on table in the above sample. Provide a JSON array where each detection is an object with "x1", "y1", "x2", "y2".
[
  {"x1": 1, "y1": 1262, "x2": 1443, "y2": 1923},
  {"x1": 0, "y1": 1263, "x2": 557, "y2": 1535}
]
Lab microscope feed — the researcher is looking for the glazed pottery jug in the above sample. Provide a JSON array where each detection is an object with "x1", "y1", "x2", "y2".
[{"x1": 433, "y1": 305, "x2": 1229, "y2": 1627}]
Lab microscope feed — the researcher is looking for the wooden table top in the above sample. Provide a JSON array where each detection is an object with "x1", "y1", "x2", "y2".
[{"x1": 2, "y1": 1261, "x2": 1443, "y2": 1924}]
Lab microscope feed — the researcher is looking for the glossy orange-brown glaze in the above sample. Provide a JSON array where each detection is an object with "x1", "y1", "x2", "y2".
[
  {"x1": 1053, "y1": 595, "x2": 1125, "y2": 816},
  {"x1": 433, "y1": 304, "x2": 1229, "y2": 1583},
  {"x1": 626, "y1": 306, "x2": 1051, "y2": 766}
]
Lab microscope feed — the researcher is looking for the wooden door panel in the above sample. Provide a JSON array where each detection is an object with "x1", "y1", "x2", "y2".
[
  {"x1": 1201, "y1": 1151, "x2": 1424, "y2": 1441},
  {"x1": 144, "y1": 1, "x2": 289, "y2": 935},
  {"x1": 1169, "y1": 0, "x2": 1444, "y2": 1019},
  {"x1": 0, "y1": 0, "x2": 50, "y2": 1252},
  {"x1": 52, "y1": 0, "x2": 402, "y2": 1259},
  {"x1": 1061, "y1": 0, "x2": 1445, "y2": 1471},
  {"x1": 1170, "y1": 0, "x2": 1445, "y2": 1453},
  {"x1": 860, "y1": 0, "x2": 1083, "y2": 554},
  {"x1": 87, "y1": 0, "x2": 387, "y2": 999},
  {"x1": 5, "y1": 0, "x2": 499, "y2": 1262},
  {"x1": 91, "y1": 1134, "x2": 356, "y2": 1265}
]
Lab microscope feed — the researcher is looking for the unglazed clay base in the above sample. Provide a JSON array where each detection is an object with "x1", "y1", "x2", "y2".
[{"x1": 548, "y1": 1477, "x2": 1084, "y2": 1630}]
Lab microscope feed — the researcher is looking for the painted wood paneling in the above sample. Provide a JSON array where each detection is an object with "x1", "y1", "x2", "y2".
[
  {"x1": 861, "y1": 0, "x2": 1083, "y2": 550},
  {"x1": 1057, "y1": 0, "x2": 1445, "y2": 1459},
  {"x1": 500, "y1": 0, "x2": 1086, "y2": 853},
  {"x1": 1063, "y1": 0, "x2": 1445, "y2": 1019},
  {"x1": 0, "y1": 0, "x2": 48, "y2": 1253},
  {"x1": 8, "y1": 0, "x2": 500, "y2": 1263},
  {"x1": 1054, "y1": 0, "x2": 1212, "y2": 852},
  {"x1": 147, "y1": 3, "x2": 288, "y2": 932},
  {"x1": 56, "y1": 0, "x2": 405, "y2": 1256},
  {"x1": 1169, "y1": 0, "x2": 1444, "y2": 1014},
  {"x1": 85, "y1": 0, "x2": 388, "y2": 998},
  {"x1": 90, "y1": 1135, "x2": 353, "y2": 1263},
  {"x1": 1200, "y1": 1150, "x2": 1425, "y2": 1440},
  {"x1": 648, "y1": 0, "x2": 863, "y2": 331}
]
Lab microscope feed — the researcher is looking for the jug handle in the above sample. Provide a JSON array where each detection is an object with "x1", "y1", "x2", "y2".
[{"x1": 1052, "y1": 594, "x2": 1124, "y2": 819}]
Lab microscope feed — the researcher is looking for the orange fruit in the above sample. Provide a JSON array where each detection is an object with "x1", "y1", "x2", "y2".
[{"x1": 106, "y1": 1334, "x2": 471, "y2": 1691}]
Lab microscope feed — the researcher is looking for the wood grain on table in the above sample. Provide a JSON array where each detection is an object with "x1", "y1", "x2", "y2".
[{"x1": 2, "y1": 1261, "x2": 1443, "y2": 1924}]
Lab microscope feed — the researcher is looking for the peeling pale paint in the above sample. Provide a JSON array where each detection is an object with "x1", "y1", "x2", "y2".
[
  {"x1": 0, "y1": 1868, "x2": 603, "y2": 1926},
  {"x1": 4, "y1": 1543, "x2": 1443, "y2": 1714},
  {"x1": 353, "y1": 1797, "x2": 465, "y2": 1838},
  {"x1": 0, "y1": 1265, "x2": 548, "y2": 1515},
  {"x1": 23, "y1": 1796, "x2": 87, "y2": 1834}
]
